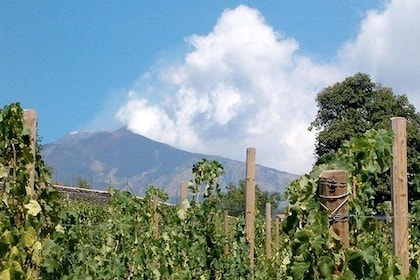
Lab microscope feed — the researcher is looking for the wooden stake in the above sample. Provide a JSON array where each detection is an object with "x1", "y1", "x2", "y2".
[
  {"x1": 319, "y1": 170, "x2": 349, "y2": 248},
  {"x1": 391, "y1": 117, "x2": 409, "y2": 277},
  {"x1": 23, "y1": 109, "x2": 36, "y2": 197},
  {"x1": 275, "y1": 216, "x2": 280, "y2": 264},
  {"x1": 245, "y1": 147, "x2": 256, "y2": 270},
  {"x1": 153, "y1": 196, "x2": 159, "y2": 238},
  {"x1": 265, "y1": 202, "x2": 272, "y2": 259},
  {"x1": 224, "y1": 210, "x2": 229, "y2": 255},
  {"x1": 180, "y1": 181, "x2": 188, "y2": 210}
]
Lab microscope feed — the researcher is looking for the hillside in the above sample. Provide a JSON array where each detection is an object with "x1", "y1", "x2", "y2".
[{"x1": 41, "y1": 127, "x2": 299, "y2": 200}]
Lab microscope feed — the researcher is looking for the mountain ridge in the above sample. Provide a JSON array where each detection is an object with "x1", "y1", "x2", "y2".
[{"x1": 42, "y1": 127, "x2": 299, "y2": 200}]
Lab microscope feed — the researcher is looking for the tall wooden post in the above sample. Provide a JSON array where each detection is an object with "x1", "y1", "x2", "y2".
[
  {"x1": 275, "y1": 216, "x2": 280, "y2": 264},
  {"x1": 265, "y1": 202, "x2": 272, "y2": 259},
  {"x1": 245, "y1": 147, "x2": 256, "y2": 271},
  {"x1": 180, "y1": 181, "x2": 188, "y2": 210},
  {"x1": 319, "y1": 170, "x2": 349, "y2": 248},
  {"x1": 152, "y1": 196, "x2": 159, "y2": 238},
  {"x1": 391, "y1": 117, "x2": 409, "y2": 277},
  {"x1": 23, "y1": 109, "x2": 36, "y2": 197}
]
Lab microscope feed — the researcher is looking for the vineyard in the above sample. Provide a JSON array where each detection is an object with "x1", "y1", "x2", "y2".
[{"x1": 1, "y1": 103, "x2": 420, "y2": 279}]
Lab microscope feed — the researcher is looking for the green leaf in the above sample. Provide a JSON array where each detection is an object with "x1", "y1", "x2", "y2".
[
  {"x1": 0, "y1": 164, "x2": 7, "y2": 179},
  {"x1": 24, "y1": 199, "x2": 42, "y2": 216},
  {"x1": 291, "y1": 261, "x2": 310, "y2": 279},
  {"x1": 43, "y1": 256, "x2": 59, "y2": 273},
  {"x1": 19, "y1": 227, "x2": 37, "y2": 248},
  {"x1": 318, "y1": 256, "x2": 334, "y2": 276},
  {"x1": 31, "y1": 241, "x2": 42, "y2": 265},
  {"x1": 1, "y1": 230, "x2": 14, "y2": 245},
  {"x1": 0, "y1": 269, "x2": 11, "y2": 280}
]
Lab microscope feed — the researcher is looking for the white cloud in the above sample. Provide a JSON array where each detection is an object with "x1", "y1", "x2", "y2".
[
  {"x1": 116, "y1": 92, "x2": 177, "y2": 145},
  {"x1": 115, "y1": 1, "x2": 420, "y2": 175},
  {"x1": 115, "y1": 5, "x2": 338, "y2": 174},
  {"x1": 339, "y1": 0, "x2": 420, "y2": 109}
]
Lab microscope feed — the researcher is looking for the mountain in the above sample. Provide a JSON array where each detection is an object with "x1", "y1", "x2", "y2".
[{"x1": 41, "y1": 127, "x2": 299, "y2": 201}]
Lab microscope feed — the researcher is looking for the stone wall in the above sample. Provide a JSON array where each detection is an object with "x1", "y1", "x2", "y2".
[{"x1": 54, "y1": 185, "x2": 111, "y2": 204}]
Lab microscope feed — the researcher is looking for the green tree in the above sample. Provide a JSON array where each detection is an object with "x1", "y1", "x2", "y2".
[
  {"x1": 309, "y1": 73, "x2": 420, "y2": 202},
  {"x1": 219, "y1": 180, "x2": 282, "y2": 217},
  {"x1": 75, "y1": 176, "x2": 91, "y2": 189}
]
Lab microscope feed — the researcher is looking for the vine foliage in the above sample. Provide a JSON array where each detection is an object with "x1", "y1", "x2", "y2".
[
  {"x1": 1, "y1": 102, "x2": 419, "y2": 279},
  {"x1": 0, "y1": 103, "x2": 60, "y2": 279},
  {"x1": 283, "y1": 129, "x2": 419, "y2": 279}
]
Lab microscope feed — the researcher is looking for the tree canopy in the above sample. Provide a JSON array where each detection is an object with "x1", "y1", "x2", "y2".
[
  {"x1": 75, "y1": 176, "x2": 91, "y2": 189},
  {"x1": 218, "y1": 180, "x2": 283, "y2": 217},
  {"x1": 309, "y1": 73, "x2": 420, "y2": 202}
]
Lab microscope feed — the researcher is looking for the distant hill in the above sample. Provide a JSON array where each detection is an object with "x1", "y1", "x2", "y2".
[{"x1": 41, "y1": 127, "x2": 299, "y2": 201}]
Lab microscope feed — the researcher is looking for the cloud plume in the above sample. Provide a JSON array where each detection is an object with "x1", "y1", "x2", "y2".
[
  {"x1": 116, "y1": 1, "x2": 420, "y2": 174},
  {"x1": 339, "y1": 0, "x2": 420, "y2": 108}
]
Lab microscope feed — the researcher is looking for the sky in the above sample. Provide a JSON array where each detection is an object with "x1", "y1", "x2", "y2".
[{"x1": 1, "y1": 0, "x2": 420, "y2": 175}]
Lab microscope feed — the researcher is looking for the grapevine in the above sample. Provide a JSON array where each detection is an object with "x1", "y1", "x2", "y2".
[
  {"x1": 1, "y1": 103, "x2": 419, "y2": 279},
  {"x1": 0, "y1": 103, "x2": 60, "y2": 279}
]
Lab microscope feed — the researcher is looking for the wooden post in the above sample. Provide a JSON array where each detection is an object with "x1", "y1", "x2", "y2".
[
  {"x1": 391, "y1": 117, "x2": 409, "y2": 277},
  {"x1": 224, "y1": 210, "x2": 229, "y2": 255},
  {"x1": 23, "y1": 109, "x2": 36, "y2": 197},
  {"x1": 319, "y1": 170, "x2": 349, "y2": 248},
  {"x1": 180, "y1": 181, "x2": 188, "y2": 210},
  {"x1": 275, "y1": 216, "x2": 280, "y2": 264},
  {"x1": 153, "y1": 196, "x2": 159, "y2": 238},
  {"x1": 245, "y1": 147, "x2": 256, "y2": 271},
  {"x1": 265, "y1": 202, "x2": 272, "y2": 259}
]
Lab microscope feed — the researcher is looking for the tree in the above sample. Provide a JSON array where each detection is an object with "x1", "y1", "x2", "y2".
[
  {"x1": 75, "y1": 176, "x2": 91, "y2": 189},
  {"x1": 218, "y1": 180, "x2": 282, "y2": 217},
  {"x1": 309, "y1": 73, "x2": 420, "y2": 202}
]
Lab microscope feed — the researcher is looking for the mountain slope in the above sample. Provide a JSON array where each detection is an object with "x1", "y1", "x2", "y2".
[{"x1": 42, "y1": 127, "x2": 299, "y2": 199}]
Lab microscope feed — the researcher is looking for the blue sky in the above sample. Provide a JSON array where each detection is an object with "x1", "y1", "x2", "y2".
[{"x1": 2, "y1": 0, "x2": 419, "y2": 174}]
